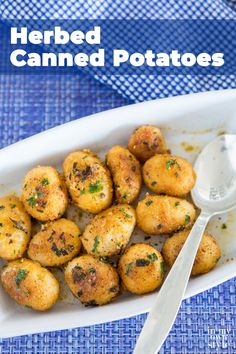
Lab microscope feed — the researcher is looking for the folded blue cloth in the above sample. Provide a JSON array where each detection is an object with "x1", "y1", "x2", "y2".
[{"x1": 2, "y1": 0, "x2": 236, "y2": 101}]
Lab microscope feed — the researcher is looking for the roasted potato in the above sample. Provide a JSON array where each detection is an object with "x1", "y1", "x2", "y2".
[
  {"x1": 162, "y1": 230, "x2": 221, "y2": 275},
  {"x1": 63, "y1": 150, "x2": 113, "y2": 214},
  {"x1": 28, "y1": 218, "x2": 81, "y2": 266},
  {"x1": 118, "y1": 243, "x2": 164, "y2": 294},
  {"x1": 0, "y1": 195, "x2": 31, "y2": 260},
  {"x1": 65, "y1": 254, "x2": 119, "y2": 306},
  {"x1": 128, "y1": 125, "x2": 166, "y2": 162},
  {"x1": 143, "y1": 154, "x2": 196, "y2": 196},
  {"x1": 81, "y1": 204, "x2": 136, "y2": 257},
  {"x1": 106, "y1": 145, "x2": 142, "y2": 204},
  {"x1": 1, "y1": 259, "x2": 59, "y2": 311},
  {"x1": 136, "y1": 195, "x2": 196, "y2": 234},
  {"x1": 21, "y1": 166, "x2": 68, "y2": 221}
]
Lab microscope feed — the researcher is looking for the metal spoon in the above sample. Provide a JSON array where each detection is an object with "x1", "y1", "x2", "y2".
[{"x1": 134, "y1": 134, "x2": 236, "y2": 354}]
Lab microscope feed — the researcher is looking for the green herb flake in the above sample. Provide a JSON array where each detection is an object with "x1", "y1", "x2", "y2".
[
  {"x1": 15, "y1": 269, "x2": 28, "y2": 289},
  {"x1": 166, "y1": 159, "x2": 179, "y2": 170},
  {"x1": 25, "y1": 304, "x2": 32, "y2": 309},
  {"x1": 27, "y1": 192, "x2": 45, "y2": 208},
  {"x1": 41, "y1": 178, "x2": 49, "y2": 186},
  {"x1": 27, "y1": 196, "x2": 36, "y2": 208},
  {"x1": 185, "y1": 215, "x2": 191, "y2": 225},
  {"x1": 151, "y1": 181, "x2": 157, "y2": 186},
  {"x1": 0, "y1": 223, "x2": 3, "y2": 227},
  {"x1": 160, "y1": 262, "x2": 165, "y2": 276},
  {"x1": 88, "y1": 268, "x2": 96, "y2": 273},
  {"x1": 92, "y1": 236, "x2": 100, "y2": 253},
  {"x1": 9, "y1": 218, "x2": 27, "y2": 233},
  {"x1": 147, "y1": 253, "x2": 158, "y2": 262},
  {"x1": 175, "y1": 202, "x2": 180, "y2": 207},
  {"x1": 221, "y1": 223, "x2": 227, "y2": 230},
  {"x1": 88, "y1": 181, "x2": 103, "y2": 194},
  {"x1": 125, "y1": 262, "x2": 133, "y2": 275},
  {"x1": 23, "y1": 290, "x2": 29, "y2": 297},
  {"x1": 0, "y1": 205, "x2": 5, "y2": 210},
  {"x1": 120, "y1": 208, "x2": 132, "y2": 219},
  {"x1": 80, "y1": 189, "x2": 86, "y2": 195},
  {"x1": 136, "y1": 259, "x2": 150, "y2": 267},
  {"x1": 146, "y1": 200, "x2": 153, "y2": 207},
  {"x1": 10, "y1": 204, "x2": 16, "y2": 209}
]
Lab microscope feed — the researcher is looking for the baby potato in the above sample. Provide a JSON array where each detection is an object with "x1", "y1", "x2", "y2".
[
  {"x1": 21, "y1": 166, "x2": 68, "y2": 221},
  {"x1": 118, "y1": 243, "x2": 164, "y2": 294},
  {"x1": 162, "y1": 230, "x2": 221, "y2": 275},
  {"x1": 81, "y1": 204, "x2": 136, "y2": 257},
  {"x1": 63, "y1": 150, "x2": 113, "y2": 214},
  {"x1": 28, "y1": 218, "x2": 81, "y2": 266},
  {"x1": 136, "y1": 195, "x2": 196, "y2": 234},
  {"x1": 1, "y1": 259, "x2": 59, "y2": 311},
  {"x1": 65, "y1": 254, "x2": 119, "y2": 306},
  {"x1": 128, "y1": 125, "x2": 166, "y2": 162},
  {"x1": 0, "y1": 195, "x2": 31, "y2": 260},
  {"x1": 106, "y1": 145, "x2": 142, "y2": 204},
  {"x1": 143, "y1": 154, "x2": 196, "y2": 196}
]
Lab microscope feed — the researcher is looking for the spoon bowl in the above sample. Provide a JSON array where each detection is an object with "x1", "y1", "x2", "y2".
[{"x1": 192, "y1": 134, "x2": 236, "y2": 214}]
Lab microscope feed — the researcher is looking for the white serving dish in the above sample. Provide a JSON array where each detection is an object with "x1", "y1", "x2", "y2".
[{"x1": 1, "y1": 89, "x2": 236, "y2": 338}]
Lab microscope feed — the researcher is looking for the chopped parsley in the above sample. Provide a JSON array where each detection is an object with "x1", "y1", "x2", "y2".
[
  {"x1": 0, "y1": 223, "x2": 3, "y2": 227},
  {"x1": 88, "y1": 181, "x2": 103, "y2": 194},
  {"x1": 136, "y1": 259, "x2": 150, "y2": 267},
  {"x1": 160, "y1": 261, "x2": 165, "y2": 276},
  {"x1": 146, "y1": 200, "x2": 153, "y2": 207},
  {"x1": 80, "y1": 189, "x2": 86, "y2": 195},
  {"x1": 15, "y1": 269, "x2": 28, "y2": 290},
  {"x1": 92, "y1": 236, "x2": 100, "y2": 253},
  {"x1": 120, "y1": 208, "x2": 132, "y2": 219},
  {"x1": 88, "y1": 268, "x2": 96, "y2": 273},
  {"x1": 27, "y1": 192, "x2": 45, "y2": 208},
  {"x1": 185, "y1": 215, "x2": 191, "y2": 225},
  {"x1": 0, "y1": 205, "x2": 5, "y2": 210},
  {"x1": 165, "y1": 159, "x2": 179, "y2": 170},
  {"x1": 23, "y1": 290, "x2": 29, "y2": 297},
  {"x1": 9, "y1": 218, "x2": 27, "y2": 233},
  {"x1": 10, "y1": 204, "x2": 16, "y2": 209},
  {"x1": 147, "y1": 253, "x2": 158, "y2": 262},
  {"x1": 175, "y1": 202, "x2": 180, "y2": 207},
  {"x1": 51, "y1": 243, "x2": 74, "y2": 257},
  {"x1": 221, "y1": 223, "x2": 227, "y2": 230},
  {"x1": 125, "y1": 262, "x2": 133, "y2": 275},
  {"x1": 41, "y1": 178, "x2": 49, "y2": 186},
  {"x1": 151, "y1": 181, "x2": 157, "y2": 186}
]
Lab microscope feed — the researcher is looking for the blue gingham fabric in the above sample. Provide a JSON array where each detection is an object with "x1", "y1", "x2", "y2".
[
  {"x1": 1, "y1": 0, "x2": 236, "y2": 101},
  {"x1": 0, "y1": 0, "x2": 236, "y2": 353}
]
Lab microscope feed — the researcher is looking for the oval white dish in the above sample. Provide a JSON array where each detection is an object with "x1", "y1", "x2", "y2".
[{"x1": 1, "y1": 89, "x2": 236, "y2": 338}]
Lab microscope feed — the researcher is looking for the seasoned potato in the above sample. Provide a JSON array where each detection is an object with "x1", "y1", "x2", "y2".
[
  {"x1": 136, "y1": 195, "x2": 196, "y2": 234},
  {"x1": 162, "y1": 230, "x2": 221, "y2": 275},
  {"x1": 28, "y1": 218, "x2": 81, "y2": 266},
  {"x1": 63, "y1": 150, "x2": 113, "y2": 214},
  {"x1": 65, "y1": 254, "x2": 119, "y2": 306},
  {"x1": 118, "y1": 243, "x2": 164, "y2": 294},
  {"x1": 0, "y1": 195, "x2": 31, "y2": 260},
  {"x1": 1, "y1": 259, "x2": 59, "y2": 311},
  {"x1": 81, "y1": 204, "x2": 136, "y2": 257},
  {"x1": 128, "y1": 125, "x2": 166, "y2": 162},
  {"x1": 21, "y1": 166, "x2": 68, "y2": 221},
  {"x1": 106, "y1": 146, "x2": 142, "y2": 204},
  {"x1": 143, "y1": 154, "x2": 196, "y2": 196}
]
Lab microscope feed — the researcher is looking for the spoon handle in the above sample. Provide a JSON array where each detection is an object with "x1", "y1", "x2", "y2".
[{"x1": 133, "y1": 210, "x2": 211, "y2": 354}]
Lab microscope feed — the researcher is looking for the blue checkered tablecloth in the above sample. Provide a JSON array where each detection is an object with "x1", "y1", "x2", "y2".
[{"x1": 0, "y1": 73, "x2": 235, "y2": 354}]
